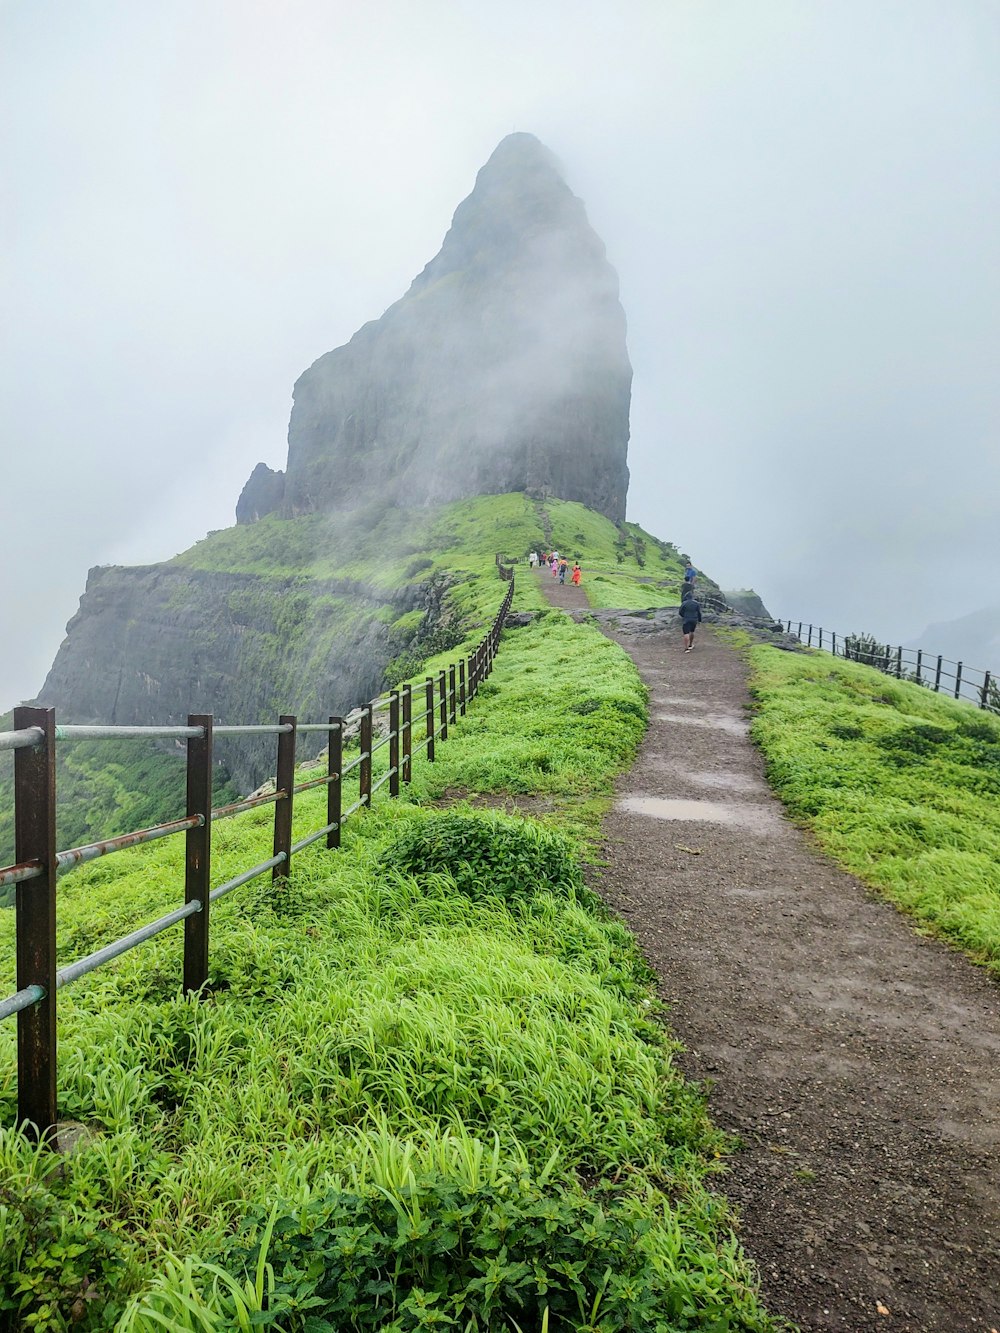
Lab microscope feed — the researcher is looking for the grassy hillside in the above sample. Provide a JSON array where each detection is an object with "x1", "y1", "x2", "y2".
[
  {"x1": 1, "y1": 493, "x2": 695, "y2": 870},
  {"x1": 0, "y1": 606, "x2": 786, "y2": 1332},
  {"x1": 746, "y1": 643, "x2": 1000, "y2": 975}
]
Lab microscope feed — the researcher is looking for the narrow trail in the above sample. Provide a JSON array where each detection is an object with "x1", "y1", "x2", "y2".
[{"x1": 533, "y1": 570, "x2": 1000, "y2": 1332}]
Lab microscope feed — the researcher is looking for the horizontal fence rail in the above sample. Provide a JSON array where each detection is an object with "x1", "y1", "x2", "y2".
[
  {"x1": 1, "y1": 580, "x2": 516, "y2": 1142},
  {"x1": 781, "y1": 618, "x2": 998, "y2": 713}
]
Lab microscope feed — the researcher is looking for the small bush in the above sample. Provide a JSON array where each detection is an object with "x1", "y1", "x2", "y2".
[{"x1": 377, "y1": 811, "x2": 582, "y2": 903}]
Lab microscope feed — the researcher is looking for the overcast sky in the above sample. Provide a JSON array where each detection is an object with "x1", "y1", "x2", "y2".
[{"x1": 3, "y1": 0, "x2": 998, "y2": 707}]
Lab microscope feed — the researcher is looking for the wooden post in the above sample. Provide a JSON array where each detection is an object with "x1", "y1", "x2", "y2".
[
  {"x1": 896, "y1": 646, "x2": 903, "y2": 678},
  {"x1": 449, "y1": 664, "x2": 457, "y2": 725},
  {"x1": 327, "y1": 717, "x2": 342, "y2": 849},
  {"x1": 272, "y1": 715, "x2": 296, "y2": 881},
  {"x1": 954, "y1": 662, "x2": 964, "y2": 700},
  {"x1": 13, "y1": 706, "x2": 57, "y2": 1143},
  {"x1": 389, "y1": 690, "x2": 400, "y2": 797},
  {"x1": 459, "y1": 660, "x2": 466, "y2": 716},
  {"x1": 807, "y1": 624, "x2": 813, "y2": 647},
  {"x1": 359, "y1": 704, "x2": 373, "y2": 806},
  {"x1": 934, "y1": 655, "x2": 943, "y2": 692},
  {"x1": 401, "y1": 686, "x2": 412, "y2": 783},
  {"x1": 981, "y1": 671, "x2": 992, "y2": 710},
  {"x1": 183, "y1": 714, "x2": 213, "y2": 993},
  {"x1": 915, "y1": 649, "x2": 923, "y2": 686}
]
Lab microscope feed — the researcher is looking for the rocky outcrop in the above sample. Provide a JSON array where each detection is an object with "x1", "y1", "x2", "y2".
[
  {"x1": 236, "y1": 463, "x2": 285, "y2": 524},
  {"x1": 238, "y1": 133, "x2": 631, "y2": 526},
  {"x1": 36, "y1": 563, "x2": 429, "y2": 793}
]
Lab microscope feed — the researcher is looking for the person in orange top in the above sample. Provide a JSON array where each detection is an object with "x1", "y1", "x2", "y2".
[{"x1": 571, "y1": 563, "x2": 582, "y2": 585}]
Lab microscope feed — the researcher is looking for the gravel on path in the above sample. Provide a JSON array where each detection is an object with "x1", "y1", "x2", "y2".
[{"x1": 584, "y1": 613, "x2": 1000, "y2": 1333}]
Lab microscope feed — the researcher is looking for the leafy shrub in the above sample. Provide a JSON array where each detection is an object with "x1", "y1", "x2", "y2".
[
  {"x1": 378, "y1": 811, "x2": 582, "y2": 904},
  {"x1": 194, "y1": 1173, "x2": 688, "y2": 1327},
  {"x1": 0, "y1": 1171, "x2": 133, "y2": 1331},
  {"x1": 405, "y1": 557, "x2": 434, "y2": 578}
]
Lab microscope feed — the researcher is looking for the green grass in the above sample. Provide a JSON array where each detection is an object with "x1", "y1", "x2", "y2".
[
  {"x1": 0, "y1": 610, "x2": 785, "y2": 1332},
  {"x1": 747, "y1": 644, "x2": 1000, "y2": 975}
]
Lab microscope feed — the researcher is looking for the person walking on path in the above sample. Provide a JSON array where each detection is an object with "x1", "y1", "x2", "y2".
[
  {"x1": 558, "y1": 558, "x2": 569, "y2": 584},
  {"x1": 680, "y1": 589, "x2": 702, "y2": 651},
  {"x1": 683, "y1": 562, "x2": 697, "y2": 587},
  {"x1": 528, "y1": 551, "x2": 538, "y2": 568},
  {"x1": 571, "y1": 563, "x2": 582, "y2": 586}
]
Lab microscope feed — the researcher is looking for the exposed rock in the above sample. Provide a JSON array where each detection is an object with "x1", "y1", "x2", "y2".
[
  {"x1": 236, "y1": 462, "x2": 285, "y2": 525},
  {"x1": 249, "y1": 133, "x2": 631, "y2": 524},
  {"x1": 37, "y1": 564, "x2": 424, "y2": 793},
  {"x1": 722, "y1": 588, "x2": 773, "y2": 620}
]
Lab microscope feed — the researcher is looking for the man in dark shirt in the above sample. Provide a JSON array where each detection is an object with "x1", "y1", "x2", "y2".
[{"x1": 680, "y1": 590, "x2": 702, "y2": 652}]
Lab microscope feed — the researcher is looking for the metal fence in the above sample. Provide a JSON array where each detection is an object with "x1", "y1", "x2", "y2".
[
  {"x1": 1, "y1": 579, "x2": 515, "y2": 1143},
  {"x1": 780, "y1": 619, "x2": 997, "y2": 712}
]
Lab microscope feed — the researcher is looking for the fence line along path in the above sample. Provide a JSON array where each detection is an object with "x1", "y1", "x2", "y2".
[{"x1": 1, "y1": 580, "x2": 514, "y2": 1145}]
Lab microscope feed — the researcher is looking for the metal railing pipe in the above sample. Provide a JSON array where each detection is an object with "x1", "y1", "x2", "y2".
[
  {"x1": 0, "y1": 727, "x2": 44, "y2": 753},
  {"x1": 0, "y1": 985, "x2": 46, "y2": 1023},
  {"x1": 55, "y1": 816, "x2": 204, "y2": 874},
  {"x1": 55, "y1": 724, "x2": 204, "y2": 741},
  {"x1": 57, "y1": 900, "x2": 202, "y2": 990},
  {"x1": 210, "y1": 854, "x2": 285, "y2": 903}
]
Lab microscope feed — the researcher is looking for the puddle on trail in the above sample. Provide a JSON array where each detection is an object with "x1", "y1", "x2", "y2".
[
  {"x1": 616, "y1": 796, "x2": 782, "y2": 834},
  {"x1": 646, "y1": 761, "x2": 764, "y2": 795},
  {"x1": 656, "y1": 711, "x2": 749, "y2": 737}
]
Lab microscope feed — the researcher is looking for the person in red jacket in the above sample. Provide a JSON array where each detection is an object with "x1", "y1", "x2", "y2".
[{"x1": 571, "y1": 563, "x2": 582, "y2": 586}]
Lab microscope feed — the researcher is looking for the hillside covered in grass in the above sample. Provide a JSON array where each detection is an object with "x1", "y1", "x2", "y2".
[
  {"x1": 747, "y1": 643, "x2": 1000, "y2": 976},
  {"x1": 0, "y1": 606, "x2": 787, "y2": 1332},
  {"x1": 2, "y1": 493, "x2": 699, "y2": 868}
]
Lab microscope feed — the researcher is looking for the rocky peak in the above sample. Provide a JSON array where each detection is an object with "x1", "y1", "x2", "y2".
[{"x1": 238, "y1": 133, "x2": 631, "y2": 524}]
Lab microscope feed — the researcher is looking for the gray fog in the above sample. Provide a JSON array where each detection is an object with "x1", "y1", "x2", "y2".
[{"x1": 3, "y1": 0, "x2": 998, "y2": 708}]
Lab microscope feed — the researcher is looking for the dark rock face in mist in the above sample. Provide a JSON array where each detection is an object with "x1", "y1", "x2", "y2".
[
  {"x1": 36, "y1": 564, "x2": 431, "y2": 794},
  {"x1": 236, "y1": 463, "x2": 285, "y2": 524},
  {"x1": 238, "y1": 133, "x2": 631, "y2": 524}
]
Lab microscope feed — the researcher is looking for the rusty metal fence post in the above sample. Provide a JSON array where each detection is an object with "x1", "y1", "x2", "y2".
[
  {"x1": 183, "y1": 714, "x2": 213, "y2": 993},
  {"x1": 327, "y1": 716, "x2": 342, "y2": 849},
  {"x1": 273, "y1": 716, "x2": 296, "y2": 881},
  {"x1": 439, "y1": 670, "x2": 448, "y2": 742},
  {"x1": 425, "y1": 677, "x2": 435, "y2": 761},
  {"x1": 359, "y1": 704, "x2": 373, "y2": 807},
  {"x1": 14, "y1": 706, "x2": 57, "y2": 1142},
  {"x1": 401, "y1": 686, "x2": 412, "y2": 783},
  {"x1": 389, "y1": 690, "x2": 400, "y2": 798}
]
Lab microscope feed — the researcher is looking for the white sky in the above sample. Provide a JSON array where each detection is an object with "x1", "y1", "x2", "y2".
[{"x1": 3, "y1": 0, "x2": 999, "y2": 706}]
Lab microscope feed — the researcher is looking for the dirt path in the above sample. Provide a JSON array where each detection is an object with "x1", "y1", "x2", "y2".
[{"x1": 535, "y1": 573, "x2": 1000, "y2": 1332}]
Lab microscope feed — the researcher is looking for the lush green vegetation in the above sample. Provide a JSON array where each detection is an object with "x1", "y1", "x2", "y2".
[
  {"x1": 747, "y1": 643, "x2": 1000, "y2": 975},
  {"x1": 0, "y1": 608, "x2": 784, "y2": 1332}
]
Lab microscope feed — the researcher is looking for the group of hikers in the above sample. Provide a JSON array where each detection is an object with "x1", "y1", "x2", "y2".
[
  {"x1": 528, "y1": 547, "x2": 702, "y2": 654},
  {"x1": 528, "y1": 550, "x2": 582, "y2": 586}
]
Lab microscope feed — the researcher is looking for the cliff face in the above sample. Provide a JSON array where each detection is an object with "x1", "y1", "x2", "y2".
[
  {"x1": 237, "y1": 133, "x2": 631, "y2": 524},
  {"x1": 36, "y1": 563, "x2": 426, "y2": 793}
]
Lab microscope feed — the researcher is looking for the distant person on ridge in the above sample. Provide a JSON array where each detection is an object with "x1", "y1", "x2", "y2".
[
  {"x1": 679, "y1": 588, "x2": 702, "y2": 653},
  {"x1": 558, "y1": 558, "x2": 568, "y2": 584},
  {"x1": 571, "y1": 563, "x2": 582, "y2": 586},
  {"x1": 683, "y1": 563, "x2": 697, "y2": 586},
  {"x1": 529, "y1": 550, "x2": 538, "y2": 568}
]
